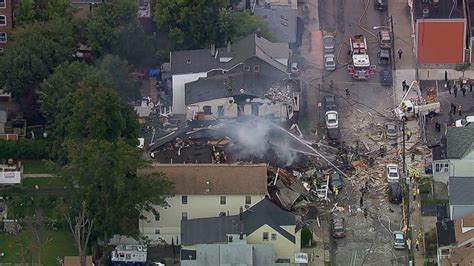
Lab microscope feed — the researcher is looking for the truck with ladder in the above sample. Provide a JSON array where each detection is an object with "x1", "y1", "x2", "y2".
[
  {"x1": 347, "y1": 35, "x2": 376, "y2": 80},
  {"x1": 393, "y1": 80, "x2": 441, "y2": 120}
]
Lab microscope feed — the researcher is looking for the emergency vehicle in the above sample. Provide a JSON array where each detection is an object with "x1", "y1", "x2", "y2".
[{"x1": 347, "y1": 35, "x2": 376, "y2": 80}]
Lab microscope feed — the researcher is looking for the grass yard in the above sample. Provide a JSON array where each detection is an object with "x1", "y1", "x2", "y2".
[
  {"x1": 22, "y1": 176, "x2": 68, "y2": 189},
  {"x1": 0, "y1": 229, "x2": 78, "y2": 265},
  {"x1": 22, "y1": 160, "x2": 54, "y2": 175}
]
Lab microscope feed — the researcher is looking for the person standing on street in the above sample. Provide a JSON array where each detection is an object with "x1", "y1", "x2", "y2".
[
  {"x1": 402, "y1": 80, "x2": 407, "y2": 91},
  {"x1": 454, "y1": 85, "x2": 458, "y2": 97},
  {"x1": 462, "y1": 86, "x2": 467, "y2": 96},
  {"x1": 459, "y1": 105, "x2": 463, "y2": 116},
  {"x1": 416, "y1": 239, "x2": 420, "y2": 251},
  {"x1": 398, "y1": 48, "x2": 403, "y2": 60},
  {"x1": 345, "y1": 88, "x2": 350, "y2": 97}
]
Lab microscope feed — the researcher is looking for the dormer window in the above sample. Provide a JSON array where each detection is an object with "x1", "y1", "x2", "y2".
[
  {"x1": 243, "y1": 65, "x2": 250, "y2": 71},
  {"x1": 254, "y1": 65, "x2": 260, "y2": 72}
]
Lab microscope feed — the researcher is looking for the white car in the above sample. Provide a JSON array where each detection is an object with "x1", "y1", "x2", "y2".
[
  {"x1": 386, "y1": 164, "x2": 400, "y2": 183},
  {"x1": 393, "y1": 231, "x2": 405, "y2": 249},
  {"x1": 455, "y1": 116, "x2": 474, "y2": 127},
  {"x1": 324, "y1": 54, "x2": 336, "y2": 71},
  {"x1": 325, "y1": 111, "x2": 339, "y2": 129}
]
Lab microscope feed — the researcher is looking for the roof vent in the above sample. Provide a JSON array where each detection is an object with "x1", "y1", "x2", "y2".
[
  {"x1": 186, "y1": 59, "x2": 191, "y2": 64},
  {"x1": 422, "y1": 8, "x2": 430, "y2": 18}
]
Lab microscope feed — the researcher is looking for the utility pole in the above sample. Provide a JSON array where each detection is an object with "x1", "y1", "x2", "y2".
[
  {"x1": 390, "y1": 15, "x2": 396, "y2": 72},
  {"x1": 402, "y1": 119, "x2": 406, "y2": 174}
]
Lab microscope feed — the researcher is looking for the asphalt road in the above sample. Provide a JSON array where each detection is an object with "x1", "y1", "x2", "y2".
[{"x1": 316, "y1": 0, "x2": 407, "y2": 265}]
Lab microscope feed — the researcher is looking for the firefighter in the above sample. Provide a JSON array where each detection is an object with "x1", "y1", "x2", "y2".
[
  {"x1": 406, "y1": 238, "x2": 412, "y2": 251},
  {"x1": 412, "y1": 184, "x2": 418, "y2": 201},
  {"x1": 333, "y1": 186, "x2": 339, "y2": 196}
]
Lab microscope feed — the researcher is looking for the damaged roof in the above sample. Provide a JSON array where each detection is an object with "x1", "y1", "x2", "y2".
[
  {"x1": 138, "y1": 163, "x2": 268, "y2": 195},
  {"x1": 171, "y1": 33, "x2": 289, "y2": 75},
  {"x1": 181, "y1": 198, "x2": 299, "y2": 245},
  {"x1": 446, "y1": 127, "x2": 474, "y2": 159}
]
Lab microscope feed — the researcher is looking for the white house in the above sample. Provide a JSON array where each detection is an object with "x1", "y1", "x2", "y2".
[
  {"x1": 431, "y1": 126, "x2": 474, "y2": 184},
  {"x1": 0, "y1": 162, "x2": 22, "y2": 185},
  {"x1": 170, "y1": 33, "x2": 290, "y2": 115},
  {"x1": 137, "y1": 163, "x2": 268, "y2": 244}
]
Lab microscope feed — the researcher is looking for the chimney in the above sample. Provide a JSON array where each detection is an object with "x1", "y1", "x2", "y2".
[
  {"x1": 227, "y1": 41, "x2": 232, "y2": 53},
  {"x1": 239, "y1": 206, "x2": 243, "y2": 221},
  {"x1": 210, "y1": 44, "x2": 216, "y2": 57},
  {"x1": 256, "y1": 29, "x2": 262, "y2": 38}
]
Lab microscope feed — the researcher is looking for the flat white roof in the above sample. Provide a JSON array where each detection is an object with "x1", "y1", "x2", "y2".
[{"x1": 353, "y1": 54, "x2": 370, "y2": 67}]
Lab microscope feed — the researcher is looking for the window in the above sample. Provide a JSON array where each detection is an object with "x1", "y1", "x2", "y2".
[
  {"x1": 154, "y1": 212, "x2": 160, "y2": 221},
  {"x1": 182, "y1": 195, "x2": 188, "y2": 204},
  {"x1": 217, "y1": 105, "x2": 224, "y2": 116},
  {"x1": 271, "y1": 233, "x2": 277, "y2": 240},
  {"x1": 254, "y1": 65, "x2": 260, "y2": 72},
  {"x1": 0, "y1": 33, "x2": 6, "y2": 43},
  {"x1": 0, "y1": 0, "x2": 5, "y2": 8},
  {"x1": 435, "y1": 163, "x2": 441, "y2": 172},
  {"x1": 228, "y1": 235, "x2": 233, "y2": 242},
  {"x1": 203, "y1": 105, "x2": 211, "y2": 115},
  {"x1": 0, "y1": 15, "x2": 5, "y2": 26},
  {"x1": 182, "y1": 212, "x2": 188, "y2": 220},
  {"x1": 155, "y1": 229, "x2": 160, "y2": 234},
  {"x1": 263, "y1": 232, "x2": 269, "y2": 241},
  {"x1": 444, "y1": 163, "x2": 449, "y2": 172},
  {"x1": 220, "y1": 196, "x2": 226, "y2": 204},
  {"x1": 245, "y1": 196, "x2": 251, "y2": 205},
  {"x1": 243, "y1": 65, "x2": 250, "y2": 71}
]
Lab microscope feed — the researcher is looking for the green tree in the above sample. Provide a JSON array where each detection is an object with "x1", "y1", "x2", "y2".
[
  {"x1": 96, "y1": 55, "x2": 141, "y2": 101},
  {"x1": 60, "y1": 139, "x2": 173, "y2": 262},
  {"x1": 12, "y1": 18, "x2": 75, "y2": 49},
  {"x1": 154, "y1": 0, "x2": 226, "y2": 49},
  {"x1": 218, "y1": 10, "x2": 272, "y2": 43},
  {"x1": 113, "y1": 24, "x2": 159, "y2": 67},
  {"x1": 14, "y1": 0, "x2": 45, "y2": 26},
  {"x1": 0, "y1": 34, "x2": 69, "y2": 100},
  {"x1": 63, "y1": 77, "x2": 139, "y2": 142}
]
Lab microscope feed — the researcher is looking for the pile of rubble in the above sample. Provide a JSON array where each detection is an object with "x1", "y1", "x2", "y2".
[{"x1": 264, "y1": 85, "x2": 292, "y2": 104}]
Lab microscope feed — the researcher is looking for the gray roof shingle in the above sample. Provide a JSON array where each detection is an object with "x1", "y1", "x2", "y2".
[
  {"x1": 436, "y1": 220, "x2": 456, "y2": 247},
  {"x1": 181, "y1": 198, "x2": 298, "y2": 245},
  {"x1": 254, "y1": 7, "x2": 297, "y2": 44},
  {"x1": 171, "y1": 34, "x2": 289, "y2": 75},
  {"x1": 446, "y1": 127, "x2": 474, "y2": 159},
  {"x1": 449, "y1": 176, "x2": 474, "y2": 205}
]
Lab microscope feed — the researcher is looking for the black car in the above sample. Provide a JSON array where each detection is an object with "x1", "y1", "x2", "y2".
[
  {"x1": 329, "y1": 171, "x2": 343, "y2": 192},
  {"x1": 388, "y1": 183, "x2": 402, "y2": 204},
  {"x1": 379, "y1": 70, "x2": 392, "y2": 86},
  {"x1": 327, "y1": 128, "x2": 341, "y2": 145},
  {"x1": 332, "y1": 217, "x2": 346, "y2": 238},
  {"x1": 374, "y1": 0, "x2": 387, "y2": 11},
  {"x1": 324, "y1": 95, "x2": 336, "y2": 111}
]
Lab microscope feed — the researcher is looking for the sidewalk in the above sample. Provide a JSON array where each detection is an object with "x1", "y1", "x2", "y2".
[{"x1": 389, "y1": 0, "x2": 417, "y2": 107}]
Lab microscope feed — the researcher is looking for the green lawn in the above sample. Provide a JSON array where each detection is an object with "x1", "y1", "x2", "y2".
[
  {"x1": 22, "y1": 160, "x2": 54, "y2": 174},
  {"x1": 22, "y1": 176, "x2": 68, "y2": 189},
  {"x1": 0, "y1": 229, "x2": 78, "y2": 265}
]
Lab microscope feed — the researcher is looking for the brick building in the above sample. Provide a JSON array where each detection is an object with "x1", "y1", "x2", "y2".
[{"x1": 0, "y1": 0, "x2": 13, "y2": 54}]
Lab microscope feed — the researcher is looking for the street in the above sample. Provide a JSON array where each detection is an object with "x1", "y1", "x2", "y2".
[{"x1": 299, "y1": 0, "x2": 408, "y2": 264}]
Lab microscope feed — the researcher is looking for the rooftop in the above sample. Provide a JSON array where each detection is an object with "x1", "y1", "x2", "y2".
[
  {"x1": 414, "y1": 0, "x2": 465, "y2": 19},
  {"x1": 446, "y1": 126, "x2": 474, "y2": 159},
  {"x1": 254, "y1": 7, "x2": 297, "y2": 44},
  {"x1": 138, "y1": 163, "x2": 268, "y2": 195},
  {"x1": 181, "y1": 198, "x2": 299, "y2": 246},
  {"x1": 454, "y1": 213, "x2": 474, "y2": 245},
  {"x1": 170, "y1": 34, "x2": 290, "y2": 75},
  {"x1": 436, "y1": 220, "x2": 456, "y2": 247},
  {"x1": 449, "y1": 176, "x2": 474, "y2": 205}
]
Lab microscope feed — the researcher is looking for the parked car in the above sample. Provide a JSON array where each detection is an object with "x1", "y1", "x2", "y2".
[
  {"x1": 379, "y1": 70, "x2": 392, "y2": 86},
  {"x1": 393, "y1": 231, "x2": 405, "y2": 249},
  {"x1": 329, "y1": 170, "x2": 343, "y2": 192},
  {"x1": 327, "y1": 128, "x2": 341, "y2": 145},
  {"x1": 324, "y1": 54, "x2": 336, "y2": 71},
  {"x1": 374, "y1": 0, "x2": 387, "y2": 11},
  {"x1": 388, "y1": 183, "x2": 402, "y2": 204},
  {"x1": 323, "y1": 35, "x2": 335, "y2": 53},
  {"x1": 325, "y1": 111, "x2": 339, "y2": 129},
  {"x1": 454, "y1": 116, "x2": 474, "y2": 127},
  {"x1": 332, "y1": 217, "x2": 346, "y2": 238},
  {"x1": 385, "y1": 122, "x2": 397, "y2": 140},
  {"x1": 291, "y1": 62, "x2": 300, "y2": 74},
  {"x1": 324, "y1": 95, "x2": 336, "y2": 111},
  {"x1": 386, "y1": 164, "x2": 400, "y2": 183},
  {"x1": 377, "y1": 49, "x2": 391, "y2": 65}
]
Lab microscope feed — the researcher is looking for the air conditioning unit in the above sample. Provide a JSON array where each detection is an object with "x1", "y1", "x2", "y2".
[{"x1": 422, "y1": 8, "x2": 430, "y2": 18}]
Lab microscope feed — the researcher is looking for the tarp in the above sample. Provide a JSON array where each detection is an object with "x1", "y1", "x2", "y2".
[{"x1": 148, "y1": 68, "x2": 160, "y2": 77}]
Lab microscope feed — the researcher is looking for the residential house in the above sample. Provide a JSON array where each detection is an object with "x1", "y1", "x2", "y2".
[
  {"x1": 185, "y1": 75, "x2": 300, "y2": 121},
  {"x1": 0, "y1": 0, "x2": 12, "y2": 54},
  {"x1": 181, "y1": 198, "x2": 303, "y2": 263},
  {"x1": 180, "y1": 241, "x2": 287, "y2": 266},
  {"x1": 230, "y1": 0, "x2": 298, "y2": 10},
  {"x1": 411, "y1": 0, "x2": 467, "y2": 64},
  {"x1": 170, "y1": 33, "x2": 291, "y2": 115},
  {"x1": 138, "y1": 163, "x2": 268, "y2": 244},
  {"x1": 254, "y1": 7, "x2": 301, "y2": 47},
  {"x1": 449, "y1": 176, "x2": 474, "y2": 220},
  {"x1": 0, "y1": 110, "x2": 6, "y2": 133},
  {"x1": 437, "y1": 212, "x2": 474, "y2": 265},
  {"x1": 431, "y1": 126, "x2": 474, "y2": 184},
  {"x1": 0, "y1": 161, "x2": 22, "y2": 185}
]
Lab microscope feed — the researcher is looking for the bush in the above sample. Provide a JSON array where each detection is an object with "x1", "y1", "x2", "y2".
[
  {"x1": 0, "y1": 139, "x2": 52, "y2": 160},
  {"x1": 301, "y1": 226, "x2": 314, "y2": 248}
]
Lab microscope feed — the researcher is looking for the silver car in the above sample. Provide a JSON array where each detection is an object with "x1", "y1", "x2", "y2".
[
  {"x1": 386, "y1": 122, "x2": 397, "y2": 140},
  {"x1": 324, "y1": 54, "x2": 336, "y2": 71},
  {"x1": 393, "y1": 231, "x2": 405, "y2": 249},
  {"x1": 323, "y1": 35, "x2": 335, "y2": 53}
]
